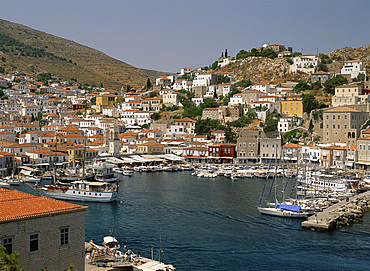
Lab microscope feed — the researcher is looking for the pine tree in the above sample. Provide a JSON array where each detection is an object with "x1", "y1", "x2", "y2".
[
  {"x1": 221, "y1": 52, "x2": 224, "y2": 58},
  {"x1": 225, "y1": 49, "x2": 228, "y2": 58},
  {"x1": 146, "y1": 78, "x2": 152, "y2": 90}
]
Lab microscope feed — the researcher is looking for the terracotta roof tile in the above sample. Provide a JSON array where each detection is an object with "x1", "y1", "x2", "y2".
[{"x1": 0, "y1": 188, "x2": 86, "y2": 223}]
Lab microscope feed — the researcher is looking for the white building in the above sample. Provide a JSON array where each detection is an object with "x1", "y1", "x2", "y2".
[
  {"x1": 229, "y1": 93, "x2": 244, "y2": 105},
  {"x1": 173, "y1": 79, "x2": 192, "y2": 91},
  {"x1": 250, "y1": 84, "x2": 276, "y2": 94},
  {"x1": 331, "y1": 84, "x2": 369, "y2": 107},
  {"x1": 180, "y1": 67, "x2": 191, "y2": 75},
  {"x1": 162, "y1": 92, "x2": 181, "y2": 106},
  {"x1": 193, "y1": 74, "x2": 216, "y2": 87},
  {"x1": 278, "y1": 116, "x2": 295, "y2": 133},
  {"x1": 191, "y1": 97, "x2": 204, "y2": 106},
  {"x1": 341, "y1": 60, "x2": 366, "y2": 79},
  {"x1": 290, "y1": 55, "x2": 319, "y2": 74}
]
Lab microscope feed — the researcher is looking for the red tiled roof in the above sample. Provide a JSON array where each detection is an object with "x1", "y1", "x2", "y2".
[{"x1": 0, "y1": 188, "x2": 86, "y2": 223}]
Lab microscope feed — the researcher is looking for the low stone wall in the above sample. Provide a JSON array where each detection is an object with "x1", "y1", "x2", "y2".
[{"x1": 335, "y1": 195, "x2": 370, "y2": 229}]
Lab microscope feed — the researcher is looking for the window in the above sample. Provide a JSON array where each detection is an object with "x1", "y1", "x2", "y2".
[
  {"x1": 60, "y1": 227, "x2": 69, "y2": 246},
  {"x1": 29, "y1": 233, "x2": 39, "y2": 252},
  {"x1": 338, "y1": 115, "x2": 340, "y2": 120},
  {"x1": 2, "y1": 237, "x2": 13, "y2": 254}
]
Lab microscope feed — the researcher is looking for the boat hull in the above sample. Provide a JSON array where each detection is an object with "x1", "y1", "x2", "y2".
[
  {"x1": 257, "y1": 207, "x2": 308, "y2": 218},
  {"x1": 38, "y1": 189, "x2": 118, "y2": 203}
]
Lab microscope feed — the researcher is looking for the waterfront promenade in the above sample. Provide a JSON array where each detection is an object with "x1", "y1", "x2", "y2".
[{"x1": 302, "y1": 191, "x2": 370, "y2": 230}]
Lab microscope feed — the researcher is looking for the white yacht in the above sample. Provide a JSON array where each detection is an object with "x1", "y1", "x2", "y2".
[{"x1": 35, "y1": 181, "x2": 118, "y2": 202}]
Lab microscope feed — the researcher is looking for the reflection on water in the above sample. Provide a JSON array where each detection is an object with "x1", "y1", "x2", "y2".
[{"x1": 13, "y1": 171, "x2": 370, "y2": 271}]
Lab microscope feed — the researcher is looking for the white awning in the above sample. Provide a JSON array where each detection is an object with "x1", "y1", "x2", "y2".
[
  {"x1": 162, "y1": 154, "x2": 184, "y2": 161},
  {"x1": 140, "y1": 155, "x2": 165, "y2": 162},
  {"x1": 128, "y1": 155, "x2": 151, "y2": 162}
]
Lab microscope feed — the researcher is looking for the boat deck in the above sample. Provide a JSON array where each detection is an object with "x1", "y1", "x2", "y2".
[{"x1": 85, "y1": 255, "x2": 173, "y2": 271}]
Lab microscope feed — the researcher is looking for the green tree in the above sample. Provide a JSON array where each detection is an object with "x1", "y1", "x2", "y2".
[
  {"x1": 90, "y1": 97, "x2": 96, "y2": 105},
  {"x1": 312, "y1": 109, "x2": 323, "y2": 121},
  {"x1": 318, "y1": 63, "x2": 328, "y2": 72},
  {"x1": 0, "y1": 245, "x2": 23, "y2": 271},
  {"x1": 146, "y1": 78, "x2": 152, "y2": 90},
  {"x1": 149, "y1": 91, "x2": 157, "y2": 98},
  {"x1": 319, "y1": 54, "x2": 332, "y2": 64},
  {"x1": 301, "y1": 93, "x2": 319, "y2": 114},
  {"x1": 236, "y1": 49, "x2": 249, "y2": 59},
  {"x1": 260, "y1": 48, "x2": 278, "y2": 58},
  {"x1": 238, "y1": 79, "x2": 252, "y2": 88},
  {"x1": 36, "y1": 112, "x2": 43, "y2": 121},
  {"x1": 0, "y1": 66, "x2": 4, "y2": 73},
  {"x1": 200, "y1": 98, "x2": 219, "y2": 110},
  {"x1": 178, "y1": 89, "x2": 194, "y2": 99},
  {"x1": 211, "y1": 60, "x2": 218, "y2": 70},
  {"x1": 224, "y1": 123, "x2": 237, "y2": 143},
  {"x1": 229, "y1": 116, "x2": 253, "y2": 127},
  {"x1": 323, "y1": 75, "x2": 348, "y2": 94},
  {"x1": 37, "y1": 73, "x2": 52, "y2": 83},
  {"x1": 311, "y1": 81, "x2": 322, "y2": 90},
  {"x1": 263, "y1": 114, "x2": 279, "y2": 133},
  {"x1": 352, "y1": 73, "x2": 366, "y2": 82},
  {"x1": 217, "y1": 75, "x2": 230, "y2": 84},
  {"x1": 284, "y1": 129, "x2": 299, "y2": 142},
  {"x1": 308, "y1": 119, "x2": 314, "y2": 133},
  {"x1": 195, "y1": 119, "x2": 225, "y2": 135},
  {"x1": 286, "y1": 58, "x2": 293, "y2": 65},
  {"x1": 294, "y1": 80, "x2": 310, "y2": 92},
  {"x1": 151, "y1": 112, "x2": 161, "y2": 120}
]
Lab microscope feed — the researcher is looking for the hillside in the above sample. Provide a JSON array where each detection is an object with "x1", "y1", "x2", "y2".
[
  {"x1": 0, "y1": 19, "x2": 165, "y2": 89},
  {"x1": 218, "y1": 45, "x2": 370, "y2": 85}
]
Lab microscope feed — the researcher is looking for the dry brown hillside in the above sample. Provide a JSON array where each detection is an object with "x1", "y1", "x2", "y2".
[
  {"x1": 218, "y1": 44, "x2": 369, "y2": 85},
  {"x1": 0, "y1": 19, "x2": 165, "y2": 89}
]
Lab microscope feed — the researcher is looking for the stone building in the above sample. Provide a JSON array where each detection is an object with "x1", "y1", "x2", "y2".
[
  {"x1": 219, "y1": 104, "x2": 244, "y2": 123},
  {"x1": 323, "y1": 106, "x2": 369, "y2": 145},
  {"x1": 259, "y1": 137, "x2": 282, "y2": 164},
  {"x1": 104, "y1": 125, "x2": 120, "y2": 157},
  {"x1": 0, "y1": 188, "x2": 87, "y2": 271},
  {"x1": 141, "y1": 98, "x2": 163, "y2": 112},
  {"x1": 202, "y1": 108, "x2": 219, "y2": 120},
  {"x1": 311, "y1": 71, "x2": 330, "y2": 84},
  {"x1": 236, "y1": 136, "x2": 259, "y2": 164}
]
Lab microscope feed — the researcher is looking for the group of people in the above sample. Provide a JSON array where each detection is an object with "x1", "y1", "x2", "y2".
[{"x1": 87, "y1": 237, "x2": 141, "y2": 263}]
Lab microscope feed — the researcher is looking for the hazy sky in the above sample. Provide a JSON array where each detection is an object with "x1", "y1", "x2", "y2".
[{"x1": 0, "y1": 0, "x2": 369, "y2": 73}]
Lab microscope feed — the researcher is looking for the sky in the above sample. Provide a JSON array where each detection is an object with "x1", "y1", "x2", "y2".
[{"x1": 0, "y1": 0, "x2": 369, "y2": 73}]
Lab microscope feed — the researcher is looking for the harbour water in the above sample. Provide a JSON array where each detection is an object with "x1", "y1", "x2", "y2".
[{"x1": 15, "y1": 171, "x2": 370, "y2": 270}]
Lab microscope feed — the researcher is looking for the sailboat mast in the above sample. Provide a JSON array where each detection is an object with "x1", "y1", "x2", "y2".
[
  {"x1": 82, "y1": 131, "x2": 86, "y2": 181},
  {"x1": 274, "y1": 145, "x2": 278, "y2": 204}
]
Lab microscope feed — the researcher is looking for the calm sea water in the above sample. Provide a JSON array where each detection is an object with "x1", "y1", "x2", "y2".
[{"x1": 16, "y1": 171, "x2": 370, "y2": 270}]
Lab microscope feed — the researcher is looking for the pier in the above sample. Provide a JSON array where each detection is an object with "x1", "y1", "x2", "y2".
[{"x1": 302, "y1": 191, "x2": 370, "y2": 231}]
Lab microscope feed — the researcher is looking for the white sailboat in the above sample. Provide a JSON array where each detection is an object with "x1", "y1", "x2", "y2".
[{"x1": 257, "y1": 145, "x2": 309, "y2": 218}]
